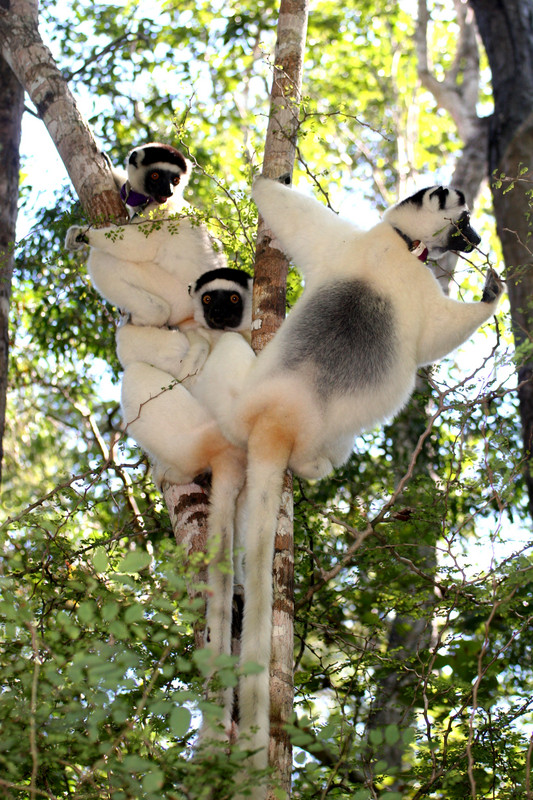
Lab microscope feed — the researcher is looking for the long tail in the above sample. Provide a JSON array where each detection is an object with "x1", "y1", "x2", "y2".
[
  {"x1": 202, "y1": 446, "x2": 246, "y2": 737},
  {"x1": 238, "y1": 418, "x2": 292, "y2": 792}
]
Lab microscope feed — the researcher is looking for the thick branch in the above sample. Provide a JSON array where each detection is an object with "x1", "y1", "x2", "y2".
[
  {"x1": 0, "y1": 0, "x2": 125, "y2": 223},
  {"x1": 415, "y1": 0, "x2": 481, "y2": 142}
]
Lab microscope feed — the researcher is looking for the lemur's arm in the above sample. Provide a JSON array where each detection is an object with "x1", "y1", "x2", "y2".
[{"x1": 418, "y1": 269, "x2": 503, "y2": 366}]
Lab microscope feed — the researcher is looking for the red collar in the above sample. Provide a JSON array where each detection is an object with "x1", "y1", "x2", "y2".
[
  {"x1": 392, "y1": 226, "x2": 429, "y2": 262},
  {"x1": 409, "y1": 240, "x2": 429, "y2": 262}
]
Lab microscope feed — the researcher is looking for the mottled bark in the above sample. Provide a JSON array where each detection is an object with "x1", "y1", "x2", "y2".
[
  {"x1": 252, "y1": 0, "x2": 308, "y2": 349},
  {"x1": 491, "y1": 114, "x2": 533, "y2": 515},
  {"x1": 267, "y1": 478, "x2": 294, "y2": 798},
  {"x1": 470, "y1": 0, "x2": 533, "y2": 172},
  {"x1": 250, "y1": 1, "x2": 308, "y2": 796},
  {"x1": 164, "y1": 478, "x2": 211, "y2": 650},
  {"x1": 0, "y1": 0, "x2": 126, "y2": 224}
]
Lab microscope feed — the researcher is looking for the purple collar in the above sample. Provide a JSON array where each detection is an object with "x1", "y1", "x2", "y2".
[{"x1": 120, "y1": 182, "x2": 151, "y2": 208}]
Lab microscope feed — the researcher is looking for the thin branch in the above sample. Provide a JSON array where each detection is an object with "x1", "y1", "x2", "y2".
[{"x1": 63, "y1": 33, "x2": 133, "y2": 80}]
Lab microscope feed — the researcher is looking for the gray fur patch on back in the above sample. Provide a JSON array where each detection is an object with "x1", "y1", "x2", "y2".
[{"x1": 282, "y1": 280, "x2": 395, "y2": 397}]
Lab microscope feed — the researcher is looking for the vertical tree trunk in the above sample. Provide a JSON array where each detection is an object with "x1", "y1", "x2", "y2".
[
  {"x1": 489, "y1": 112, "x2": 533, "y2": 516},
  {"x1": 0, "y1": 54, "x2": 24, "y2": 484},
  {"x1": 2, "y1": 3, "x2": 310, "y2": 793},
  {"x1": 251, "y1": 1, "x2": 308, "y2": 796},
  {"x1": 470, "y1": 0, "x2": 533, "y2": 518}
]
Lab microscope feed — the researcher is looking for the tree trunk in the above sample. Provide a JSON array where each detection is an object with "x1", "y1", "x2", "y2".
[
  {"x1": 490, "y1": 112, "x2": 533, "y2": 516},
  {"x1": 0, "y1": 54, "x2": 24, "y2": 485},
  {"x1": 470, "y1": 0, "x2": 533, "y2": 518},
  {"x1": 251, "y1": 1, "x2": 308, "y2": 796}
]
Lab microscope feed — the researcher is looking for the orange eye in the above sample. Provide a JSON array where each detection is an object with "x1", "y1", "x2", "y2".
[
  {"x1": 202, "y1": 294, "x2": 211, "y2": 305},
  {"x1": 230, "y1": 294, "x2": 240, "y2": 304},
  {"x1": 151, "y1": 171, "x2": 159, "y2": 181},
  {"x1": 172, "y1": 175, "x2": 181, "y2": 186}
]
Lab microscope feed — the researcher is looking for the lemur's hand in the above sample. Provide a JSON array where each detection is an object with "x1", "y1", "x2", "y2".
[{"x1": 481, "y1": 268, "x2": 504, "y2": 303}]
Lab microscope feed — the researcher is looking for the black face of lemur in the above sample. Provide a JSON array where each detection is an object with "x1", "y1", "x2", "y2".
[
  {"x1": 447, "y1": 211, "x2": 481, "y2": 253},
  {"x1": 201, "y1": 289, "x2": 246, "y2": 330},
  {"x1": 142, "y1": 168, "x2": 182, "y2": 204}
]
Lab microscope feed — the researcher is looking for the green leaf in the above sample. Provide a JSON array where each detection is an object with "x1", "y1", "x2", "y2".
[
  {"x1": 122, "y1": 754, "x2": 152, "y2": 772},
  {"x1": 218, "y1": 668, "x2": 238, "y2": 688},
  {"x1": 240, "y1": 660, "x2": 265, "y2": 676},
  {"x1": 369, "y1": 729, "x2": 383, "y2": 745},
  {"x1": 402, "y1": 728, "x2": 416, "y2": 744},
  {"x1": 92, "y1": 546, "x2": 108, "y2": 573},
  {"x1": 142, "y1": 767, "x2": 165, "y2": 793},
  {"x1": 117, "y1": 550, "x2": 152, "y2": 574},
  {"x1": 169, "y1": 706, "x2": 191, "y2": 738},
  {"x1": 124, "y1": 603, "x2": 145, "y2": 623},
  {"x1": 384, "y1": 724, "x2": 400, "y2": 745},
  {"x1": 77, "y1": 600, "x2": 97, "y2": 624}
]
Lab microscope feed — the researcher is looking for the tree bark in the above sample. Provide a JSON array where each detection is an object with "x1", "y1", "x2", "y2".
[
  {"x1": 470, "y1": 0, "x2": 533, "y2": 517},
  {"x1": 0, "y1": 53, "x2": 24, "y2": 485},
  {"x1": 490, "y1": 112, "x2": 533, "y2": 515},
  {"x1": 164, "y1": 478, "x2": 211, "y2": 650},
  {"x1": 0, "y1": 0, "x2": 126, "y2": 224},
  {"x1": 251, "y1": 1, "x2": 308, "y2": 796}
]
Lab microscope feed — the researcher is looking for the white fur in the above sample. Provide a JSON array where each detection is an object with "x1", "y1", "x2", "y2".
[
  {"x1": 69, "y1": 146, "x2": 256, "y2": 735},
  {"x1": 120, "y1": 329, "x2": 254, "y2": 736},
  {"x1": 119, "y1": 327, "x2": 256, "y2": 480},
  {"x1": 116, "y1": 323, "x2": 215, "y2": 386},
  {"x1": 229, "y1": 177, "x2": 503, "y2": 789},
  {"x1": 68, "y1": 213, "x2": 225, "y2": 327}
]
